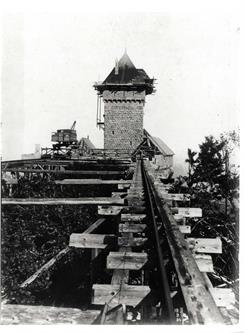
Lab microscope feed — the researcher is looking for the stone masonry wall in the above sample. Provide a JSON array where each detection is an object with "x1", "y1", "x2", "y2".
[{"x1": 103, "y1": 91, "x2": 145, "y2": 151}]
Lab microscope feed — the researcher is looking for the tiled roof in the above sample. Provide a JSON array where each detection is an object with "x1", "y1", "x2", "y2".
[{"x1": 144, "y1": 129, "x2": 174, "y2": 156}]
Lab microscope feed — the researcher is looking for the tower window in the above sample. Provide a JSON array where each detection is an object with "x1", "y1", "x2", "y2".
[
  {"x1": 112, "y1": 130, "x2": 114, "y2": 135},
  {"x1": 130, "y1": 141, "x2": 132, "y2": 146}
]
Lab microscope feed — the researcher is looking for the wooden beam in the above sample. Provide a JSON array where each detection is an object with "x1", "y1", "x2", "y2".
[
  {"x1": 0, "y1": 304, "x2": 100, "y2": 324},
  {"x1": 211, "y1": 288, "x2": 236, "y2": 309},
  {"x1": 20, "y1": 247, "x2": 70, "y2": 288},
  {"x1": 69, "y1": 233, "x2": 116, "y2": 249},
  {"x1": 194, "y1": 254, "x2": 214, "y2": 273},
  {"x1": 111, "y1": 192, "x2": 127, "y2": 198},
  {"x1": 55, "y1": 179, "x2": 132, "y2": 185},
  {"x1": 119, "y1": 223, "x2": 147, "y2": 233},
  {"x1": 202, "y1": 273, "x2": 236, "y2": 309},
  {"x1": 122, "y1": 206, "x2": 146, "y2": 214},
  {"x1": 107, "y1": 252, "x2": 148, "y2": 270},
  {"x1": 121, "y1": 214, "x2": 146, "y2": 222},
  {"x1": 1, "y1": 158, "x2": 132, "y2": 167},
  {"x1": 118, "y1": 184, "x2": 131, "y2": 190},
  {"x1": 118, "y1": 237, "x2": 147, "y2": 247},
  {"x1": 2, "y1": 168, "x2": 124, "y2": 175},
  {"x1": 187, "y1": 237, "x2": 222, "y2": 254},
  {"x1": 98, "y1": 206, "x2": 123, "y2": 215},
  {"x1": 162, "y1": 193, "x2": 191, "y2": 201},
  {"x1": 92, "y1": 284, "x2": 150, "y2": 307},
  {"x1": 101, "y1": 304, "x2": 126, "y2": 324},
  {"x1": 20, "y1": 218, "x2": 106, "y2": 288},
  {"x1": 172, "y1": 207, "x2": 202, "y2": 217},
  {"x1": 173, "y1": 214, "x2": 186, "y2": 224},
  {"x1": 84, "y1": 218, "x2": 106, "y2": 233},
  {"x1": 179, "y1": 225, "x2": 191, "y2": 234},
  {"x1": 2, "y1": 197, "x2": 124, "y2": 205}
]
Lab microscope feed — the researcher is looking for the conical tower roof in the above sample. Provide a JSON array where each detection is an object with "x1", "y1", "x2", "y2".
[
  {"x1": 117, "y1": 50, "x2": 136, "y2": 68},
  {"x1": 102, "y1": 51, "x2": 149, "y2": 85},
  {"x1": 94, "y1": 51, "x2": 155, "y2": 95}
]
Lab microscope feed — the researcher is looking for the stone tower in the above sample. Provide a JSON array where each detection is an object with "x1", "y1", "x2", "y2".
[{"x1": 94, "y1": 51, "x2": 155, "y2": 152}]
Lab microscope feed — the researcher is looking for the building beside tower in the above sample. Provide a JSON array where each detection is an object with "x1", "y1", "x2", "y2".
[{"x1": 94, "y1": 51, "x2": 174, "y2": 172}]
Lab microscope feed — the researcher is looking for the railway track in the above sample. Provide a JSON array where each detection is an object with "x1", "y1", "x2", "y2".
[{"x1": 1, "y1": 157, "x2": 238, "y2": 324}]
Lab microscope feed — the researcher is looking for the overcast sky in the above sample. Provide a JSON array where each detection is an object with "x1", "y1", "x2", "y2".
[{"x1": 1, "y1": 11, "x2": 240, "y2": 173}]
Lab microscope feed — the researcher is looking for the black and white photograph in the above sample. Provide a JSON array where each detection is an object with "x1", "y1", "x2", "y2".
[{"x1": 0, "y1": 0, "x2": 242, "y2": 327}]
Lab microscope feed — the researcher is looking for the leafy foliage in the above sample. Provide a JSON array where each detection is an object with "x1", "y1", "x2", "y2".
[{"x1": 172, "y1": 131, "x2": 239, "y2": 284}]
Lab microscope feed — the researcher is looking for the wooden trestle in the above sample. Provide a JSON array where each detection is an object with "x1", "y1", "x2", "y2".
[{"x1": 1, "y1": 157, "x2": 237, "y2": 324}]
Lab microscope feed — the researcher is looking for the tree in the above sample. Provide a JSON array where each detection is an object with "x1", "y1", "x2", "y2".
[
  {"x1": 193, "y1": 135, "x2": 226, "y2": 188},
  {"x1": 185, "y1": 148, "x2": 197, "y2": 185},
  {"x1": 185, "y1": 130, "x2": 239, "y2": 206}
]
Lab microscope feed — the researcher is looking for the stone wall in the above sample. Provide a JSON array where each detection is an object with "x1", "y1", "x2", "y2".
[{"x1": 103, "y1": 90, "x2": 145, "y2": 151}]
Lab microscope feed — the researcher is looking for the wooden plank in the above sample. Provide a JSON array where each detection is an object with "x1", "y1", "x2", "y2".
[
  {"x1": 179, "y1": 225, "x2": 191, "y2": 234},
  {"x1": 84, "y1": 218, "x2": 106, "y2": 233},
  {"x1": 111, "y1": 192, "x2": 127, "y2": 198},
  {"x1": 118, "y1": 184, "x2": 131, "y2": 190},
  {"x1": 211, "y1": 288, "x2": 236, "y2": 309},
  {"x1": 2, "y1": 158, "x2": 132, "y2": 166},
  {"x1": 121, "y1": 214, "x2": 146, "y2": 222},
  {"x1": 173, "y1": 207, "x2": 202, "y2": 217},
  {"x1": 3, "y1": 197, "x2": 124, "y2": 205},
  {"x1": 55, "y1": 179, "x2": 132, "y2": 185},
  {"x1": 173, "y1": 214, "x2": 186, "y2": 224},
  {"x1": 187, "y1": 237, "x2": 222, "y2": 254},
  {"x1": 126, "y1": 198, "x2": 145, "y2": 207},
  {"x1": 3, "y1": 168, "x2": 124, "y2": 175},
  {"x1": 92, "y1": 284, "x2": 150, "y2": 307},
  {"x1": 201, "y1": 273, "x2": 236, "y2": 309},
  {"x1": 0, "y1": 305, "x2": 100, "y2": 324},
  {"x1": 107, "y1": 252, "x2": 148, "y2": 270},
  {"x1": 20, "y1": 218, "x2": 106, "y2": 288},
  {"x1": 98, "y1": 205, "x2": 123, "y2": 215},
  {"x1": 119, "y1": 223, "x2": 147, "y2": 233},
  {"x1": 194, "y1": 254, "x2": 214, "y2": 273},
  {"x1": 122, "y1": 206, "x2": 146, "y2": 214},
  {"x1": 162, "y1": 193, "x2": 191, "y2": 201},
  {"x1": 20, "y1": 247, "x2": 70, "y2": 288},
  {"x1": 69, "y1": 233, "x2": 116, "y2": 249},
  {"x1": 102, "y1": 304, "x2": 126, "y2": 324},
  {"x1": 118, "y1": 237, "x2": 147, "y2": 247}
]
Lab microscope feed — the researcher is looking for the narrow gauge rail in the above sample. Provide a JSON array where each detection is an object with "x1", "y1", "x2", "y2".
[{"x1": 1, "y1": 157, "x2": 236, "y2": 324}]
